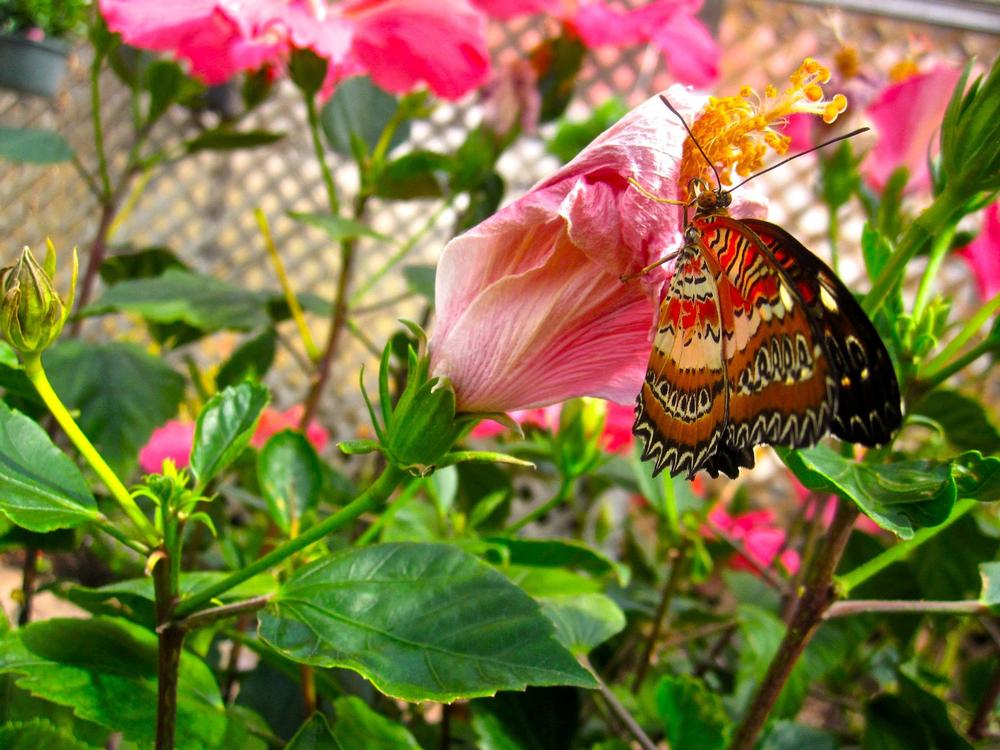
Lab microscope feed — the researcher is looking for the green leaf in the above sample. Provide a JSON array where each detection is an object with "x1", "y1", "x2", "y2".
[
  {"x1": 471, "y1": 687, "x2": 580, "y2": 750},
  {"x1": 0, "y1": 719, "x2": 99, "y2": 750},
  {"x1": 258, "y1": 542, "x2": 597, "y2": 701},
  {"x1": 98, "y1": 246, "x2": 187, "y2": 285},
  {"x1": 331, "y1": 696, "x2": 421, "y2": 750},
  {"x1": 83, "y1": 268, "x2": 273, "y2": 332},
  {"x1": 216, "y1": 328, "x2": 277, "y2": 390},
  {"x1": 533, "y1": 34, "x2": 586, "y2": 123},
  {"x1": 0, "y1": 127, "x2": 74, "y2": 164},
  {"x1": 191, "y1": 382, "x2": 270, "y2": 486},
  {"x1": 287, "y1": 713, "x2": 341, "y2": 750},
  {"x1": 780, "y1": 445, "x2": 956, "y2": 538},
  {"x1": 257, "y1": 430, "x2": 322, "y2": 534},
  {"x1": 951, "y1": 451, "x2": 1000, "y2": 501},
  {"x1": 144, "y1": 59, "x2": 183, "y2": 124},
  {"x1": 374, "y1": 150, "x2": 450, "y2": 200},
  {"x1": 321, "y1": 76, "x2": 409, "y2": 157},
  {"x1": 761, "y1": 722, "x2": 838, "y2": 750},
  {"x1": 185, "y1": 128, "x2": 284, "y2": 153},
  {"x1": 819, "y1": 139, "x2": 861, "y2": 212},
  {"x1": 912, "y1": 514, "x2": 998, "y2": 600},
  {"x1": 44, "y1": 340, "x2": 185, "y2": 479},
  {"x1": 0, "y1": 617, "x2": 233, "y2": 749},
  {"x1": 979, "y1": 561, "x2": 1000, "y2": 608},
  {"x1": 484, "y1": 536, "x2": 629, "y2": 585},
  {"x1": 863, "y1": 673, "x2": 974, "y2": 750},
  {"x1": 540, "y1": 593, "x2": 625, "y2": 656},
  {"x1": 450, "y1": 127, "x2": 500, "y2": 193},
  {"x1": 547, "y1": 99, "x2": 627, "y2": 163},
  {"x1": 402, "y1": 264, "x2": 435, "y2": 305},
  {"x1": 913, "y1": 389, "x2": 1000, "y2": 453},
  {"x1": 655, "y1": 675, "x2": 730, "y2": 750},
  {"x1": 289, "y1": 212, "x2": 389, "y2": 242},
  {"x1": 0, "y1": 402, "x2": 97, "y2": 531}
]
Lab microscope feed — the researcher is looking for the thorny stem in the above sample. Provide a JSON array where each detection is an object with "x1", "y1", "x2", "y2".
[
  {"x1": 728, "y1": 500, "x2": 859, "y2": 750},
  {"x1": 632, "y1": 544, "x2": 688, "y2": 693}
]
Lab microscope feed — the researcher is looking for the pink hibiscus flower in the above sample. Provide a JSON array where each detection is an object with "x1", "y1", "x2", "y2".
[
  {"x1": 429, "y1": 85, "x2": 765, "y2": 415},
  {"x1": 958, "y1": 203, "x2": 1000, "y2": 301},
  {"x1": 139, "y1": 406, "x2": 329, "y2": 473},
  {"x1": 100, "y1": 0, "x2": 490, "y2": 100},
  {"x1": 469, "y1": 400, "x2": 633, "y2": 454},
  {"x1": 473, "y1": 0, "x2": 718, "y2": 87},
  {"x1": 707, "y1": 506, "x2": 800, "y2": 575},
  {"x1": 862, "y1": 64, "x2": 962, "y2": 193}
]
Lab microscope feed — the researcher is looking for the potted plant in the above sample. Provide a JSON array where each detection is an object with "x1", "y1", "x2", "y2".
[{"x1": 0, "y1": 0, "x2": 90, "y2": 97}]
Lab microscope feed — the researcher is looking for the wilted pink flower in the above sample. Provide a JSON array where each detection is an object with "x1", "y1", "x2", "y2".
[
  {"x1": 140, "y1": 406, "x2": 329, "y2": 473},
  {"x1": 473, "y1": 0, "x2": 718, "y2": 87},
  {"x1": 959, "y1": 203, "x2": 1000, "y2": 301},
  {"x1": 862, "y1": 64, "x2": 962, "y2": 193},
  {"x1": 252, "y1": 405, "x2": 330, "y2": 452},
  {"x1": 707, "y1": 506, "x2": 800, "y2": 575},
  {"x1": 101, "y1": 0, "x2": 490, "y2": 100},
  {"x1": 139, "y1": 420, "x2": 196, "y2": 474},
  {"x1": 430, "y1": 86, "x2": 765, "y2": 414}
]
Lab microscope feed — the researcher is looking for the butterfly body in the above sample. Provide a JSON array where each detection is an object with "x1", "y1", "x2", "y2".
[{"x1": 634, "y1": 187, "x2": 902, "y2": 479}]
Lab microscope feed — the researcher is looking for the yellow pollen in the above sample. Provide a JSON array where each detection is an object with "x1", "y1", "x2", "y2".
[
  {"x1": 679, "y1": 58, "x2": 850, "y2": 197},
  {"x1": 889, "y1": 58, "x2": 920, "y2": 82},
  {"x1": 834, "y1": 45, "x2": 860, "y2": 80}
]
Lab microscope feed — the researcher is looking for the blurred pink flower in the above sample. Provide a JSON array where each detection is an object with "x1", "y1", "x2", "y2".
[
  {"x1": 862, "y1": 64, "x2": 962, "y2": 193},
  {"x1": 430, "y1": 86, "x2": 765, "y2": 415},
  {"x1": 791, "y1": 476, "x2": 882, "y2": 536},
  {"x1": 139, "y1": 406, "x2": 329, "y2": 473},
  {"x1": 252, "y1": 405, "x2": 330, "y2": 452},
  {"x1": 958, "y1": 203, "x2": 1000, "y2": 301},
  {"x1": 474, "y1": 0, "x2": 718, "y2": 87},
  {"x1": 101, "y1": 0, "x2": 490, "y2": 99},
  {"x1": 707, "y1": 506, "x2": 800, "y2": 575},
  {"x1": 601, "y1": 402, "x2": 634, "y2": 454},
  {"x1": 139, "y1": 420, "x2": 196, "y2": 474},
  {"x1": 469, "y1": 406, "x2": 559, "y2": 438}
]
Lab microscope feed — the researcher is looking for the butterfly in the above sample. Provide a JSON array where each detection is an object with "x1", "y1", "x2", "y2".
[{"x1": 632, "y1": 113, "x2": 902, "y2": 479}]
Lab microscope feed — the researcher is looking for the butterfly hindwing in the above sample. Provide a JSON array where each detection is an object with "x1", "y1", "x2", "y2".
[
  {"x1": 634, "y1": 242, "x2": 730, "y2": 478},
  {"x1": 740, "y1": 218, "x2": 902, "y2": 445}
]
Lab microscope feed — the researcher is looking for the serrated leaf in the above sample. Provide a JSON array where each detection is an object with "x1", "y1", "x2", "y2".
[
  {"x1": 258, "y1": 542, "x2": 597, "y2": 701},
  {"x1": 83, "y1": 268, "x2": 273, "y2": 332},
  {"x1": 0, "y1": 718, "x2": 99, "y2": 750},
  {"x1": 257, "y1": 430, "x2": 322, "y2": 534},
  {"x1": 0, "y1": 401, "x2": 97, "y2": 531},
  {"x1": 656, "y1": 675, "x2": 730, "y2": 750},
  {"x1": 540, "y1": 593, "x2": 625, "y2": 656},
  {"x1": 191, "y1": 382, "x2": 269, "y2": 486},
  {"x1": 44, "y1": 340, "x2": 185, "y2": 479},
  {"x1": 289, "y1": 212, "x2": 389, "y2": 242},
  {"x1": 0, "y1": 127, "x2": 74, "y2": 163},
  {"x1": 331, "y1": 696, "x2": 421, "y2": 750}
]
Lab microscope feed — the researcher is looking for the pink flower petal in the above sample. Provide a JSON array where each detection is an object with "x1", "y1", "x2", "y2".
[
  {"x1": 648, "y1": 10, "x2": 720, "y2": 88},
  {"x1": 469, "y1": 0, "x2": 560, "y2": 19},
  {"x1": 602, "y1": 401, "x2": 635, "y2": 453},
  {"x1": 139, "y1": 420, "x2": 195, "y2": 474},
  {"x1": 958, "y1": 203, "x2": 1000, "y2": 301},
  {"x1": 347, "y1": 0, "x2": 490, "y2": 100},
  {"x1": 862, "y1": 65, "x2": 962, "y2": 193},
  {"x1": 252, "y1": 406, "x2": 330, "y2": 452}
]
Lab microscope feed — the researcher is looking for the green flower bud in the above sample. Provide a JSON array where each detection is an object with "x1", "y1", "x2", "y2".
[{"x1": 0, "y1": 241, "x2": 77, "y2": 355}]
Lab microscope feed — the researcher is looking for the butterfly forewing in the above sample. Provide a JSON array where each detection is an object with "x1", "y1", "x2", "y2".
[
  {"x1": 740, "y1": 218, "x2": 902, "y2": 445},
  {"x1": 634, "y1": 242, "x2": 730, "y2": 478}
]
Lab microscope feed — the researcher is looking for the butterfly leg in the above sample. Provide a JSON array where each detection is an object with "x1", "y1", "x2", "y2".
[{"x1": 620, "y1": 251, "x2": 681, "y2": 283}]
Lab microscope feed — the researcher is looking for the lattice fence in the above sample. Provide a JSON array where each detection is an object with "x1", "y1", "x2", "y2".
[{"x1": 0, "y1": 0, "x2": 997, "y2": 451}]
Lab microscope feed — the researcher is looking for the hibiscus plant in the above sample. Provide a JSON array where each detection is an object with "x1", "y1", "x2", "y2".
[{"x1": 0, "y1": 4, "x2": 999, "y2": 750}]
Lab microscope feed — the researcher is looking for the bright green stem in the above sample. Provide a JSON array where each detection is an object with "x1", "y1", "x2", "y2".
[
  {"x1": 827, "y1": 206, "x2": 840, "y2": 276},
  {"x1": 23, "y1": 354, "x2": 159, "y2": 547},
  {"x1": 920, "y1": 338, "x2": 995, "y2": 392},
  {"x1": 912, "y1": 223, "x2": 957, "y2": 325},
  {"x1": 355, "y1": 477, "x2": 425, "y2": 546},
  {"x1": 922, "y1": 291, "x2": 1000, "y2": 379},
  {"x1": 836, "y1": 497, "x2": 976, "y2": 596},
  {"x1": 305, "y1": 93, "x2": 340, "y2": 216},
  {"x1": 864, "y1": 188, "x2": 965, "y2": 317},
  {"x1": 173, "y1": 465, "x2": 407, "y2": 617},
  {"x1": 507, "y1": 475, "x2": 572, "y2": 533}
]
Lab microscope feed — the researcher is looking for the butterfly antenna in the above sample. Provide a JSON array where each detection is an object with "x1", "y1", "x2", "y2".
[
  {"x1": 729, "y1": 127, "x2": 870, "y2": 192},
  {"x1": 659, "y1": 95, "x2": 723, "y2": 190}
]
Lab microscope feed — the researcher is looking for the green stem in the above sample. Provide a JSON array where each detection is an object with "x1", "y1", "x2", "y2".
[
  {"x1": 90, "y1": 52, "x2": 111, "y2": 199},
  {"x1": 912, "y1": 224, "x2": 957, "y2": 325},
  {"x1": 23, "y1": 354, "x2": 159, "y2": 547},
  {"x1": 825, "y1": 598, "x2": 988, "y2": 619},
  {"x1": 632, "y1": 543, "x2": 688, "y2": 694},
  {"x1": 355, "y1": 477, "x2": 425, "y2": 546},
  {"x1": 836, "y1": 498, "x2": 976, "y2": 596},
  {"x1": 918, "y1": 338, "x2": 995, "y2": 392},
  {"x1": 827, "y1": 205, "x2": 840, "y2": 275},
  {"x1": 95, "y1": 516, "x2": 150, "y2": 554},
  {"x1": 507, "y1": 475, "x2": 573, "y2": 533},
  {"x1": 922, "y1": 291, "x2": 1000, "y2": 378},
  {"x1": 305, "y1": 93, "x2": 340, "y2": 216},
  {"x1": 173, "y1": 465, "x2": 406, "y2": 617},
  {"x1": 864, "y1": 188, "x2": 965, "y2": 317}
]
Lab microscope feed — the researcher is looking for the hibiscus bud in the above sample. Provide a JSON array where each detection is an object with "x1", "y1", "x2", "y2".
[
  {"x1": 555, "y1": 398, "x2": 607, "y2": 475},
  {"x1": 0, "y1": 242, "x2": 77, "y2": 355}
]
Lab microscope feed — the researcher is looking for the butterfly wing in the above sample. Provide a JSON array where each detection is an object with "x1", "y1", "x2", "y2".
[
  {"x1": 687, "y1": 215, "x2": 839, "y2": 478},
  {"x1": 634, "y1": 241, "x2": 732, "y2": 478},
  {"x1": 740, "y1": 218, "x2": 902, "y2": 444}
]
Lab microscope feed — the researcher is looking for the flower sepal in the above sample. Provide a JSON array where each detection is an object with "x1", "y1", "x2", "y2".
[{"x1": 0, "y1": 241, "x2": 78, "y2": 357}]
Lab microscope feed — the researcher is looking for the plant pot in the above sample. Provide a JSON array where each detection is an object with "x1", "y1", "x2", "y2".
[{"x1": 0, "y1": 33, "x2": 69, "y2": 98}]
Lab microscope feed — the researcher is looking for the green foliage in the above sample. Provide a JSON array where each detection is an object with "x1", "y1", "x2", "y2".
[
  {"x1": 0, "y1": 127, "x2": 73, "y2": 163},
  {"x1": 190, "y1": 381, "x2": 269, "y2": 487},
  {"x1": 655, "y1": 675, "x2": 730, "y2": 750},
  {"x1": 256, "y1": 430, "x2": 322, "y2": 534},
  {"x1": 0, "y1": 0, "x2": 90, "y2": 37},
  {"x1": 547, "y1": 98, "x2": 628, "y2": 163},
  {"x1": 321, "y1": 75, "x2": 411, "y2": 158}
]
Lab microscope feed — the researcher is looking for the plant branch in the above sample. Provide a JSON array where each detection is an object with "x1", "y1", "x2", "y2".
[
  {"x1": 153, "y1": 553, "x2": 183, "y2": 750},
  {"x1": 826, "y1": 599, "x2": 989, "y2": 619},
  {"x1": 583, "y1": 658, "x2": 660, "y2": 750},
  {"x1": 174, "y1": 594, "x2": 273, "y2": 632},
  {"x1": 728, "y1": 500, "x2": 859, "y2": 750},
  {"x1": 969, "y1": 632, "x2": 1000, "y2": 740},
  {"x1": 508, "y1": 475, "x2": 573, "y2": 533},
  {"x1": 173, "y1": 465, "x2": 406, "y2": 617},
  {"x1": 921, "y1": 291, "x2": 1000, "y2": 379},
  {"x1": 632, "y1": 544, "x2": 688, "y2": 693}
]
